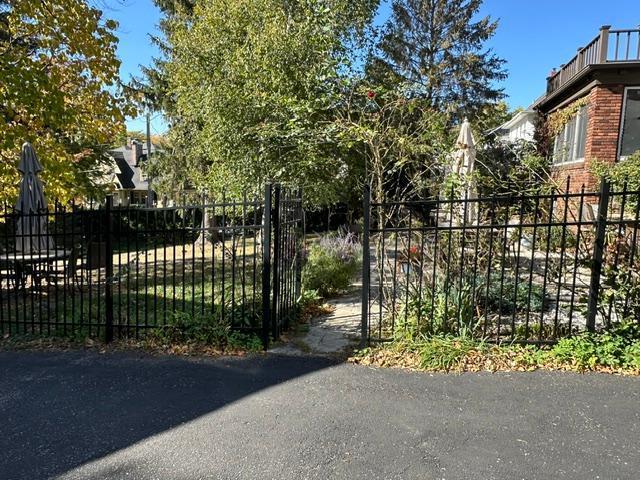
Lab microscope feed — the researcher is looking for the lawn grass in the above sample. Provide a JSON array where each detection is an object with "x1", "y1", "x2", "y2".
[{"x1": 0, "y1": 240, "x2": 263, "y2": 339}]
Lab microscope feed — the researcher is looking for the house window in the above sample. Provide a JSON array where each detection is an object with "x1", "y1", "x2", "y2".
[
  {"x1": 620, "y1": 87, "x2": 640, "y2": 159},
  {"x1": 130, "y1": 191, "x2": 147, "y2": 205},
  {"x1": 553, "y1": 104, "x2": 588, "y2": 165}
]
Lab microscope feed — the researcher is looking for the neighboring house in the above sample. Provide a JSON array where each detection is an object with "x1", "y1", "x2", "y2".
[
  {"x1": 490, "y1": 109, "x2": 537, "y2": 143},
  {"x1": 533, "y1": 26, "x2": 640, "y2": 192},
  {"x1": 107, "y1": 139, "x2": 160, "y2": 206}
]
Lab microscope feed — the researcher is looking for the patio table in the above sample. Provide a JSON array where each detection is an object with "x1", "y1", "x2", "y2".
[{"x1": 0, "y1": 250, "x2": 70, "y2": 290}]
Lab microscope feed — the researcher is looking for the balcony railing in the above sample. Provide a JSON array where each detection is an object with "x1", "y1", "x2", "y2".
[{"x1": 546, "y1": 26, "x2": 640, "y2": 95}]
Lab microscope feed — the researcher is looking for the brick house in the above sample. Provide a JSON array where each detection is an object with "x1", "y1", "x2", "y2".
[{"x1": 533, "y1": 26, "x2": 640, "y2": 192}]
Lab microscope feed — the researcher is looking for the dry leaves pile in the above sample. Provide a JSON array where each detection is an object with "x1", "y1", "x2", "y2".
[
  {"x1": 0, "y1": 334, "x2": 256, "y2": 358},
  {"x1": 299, "y1": 302, "x2": 335, "y2": 324}
]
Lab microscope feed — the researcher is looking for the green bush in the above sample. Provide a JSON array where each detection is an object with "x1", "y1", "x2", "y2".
[
  {"x1": 601, "y1": 262, "x2": 640, "y2": 323},
  {"x1": 416, "y1": 335, "x2": 478, "y2": 371},
  {"x1": 477, "y1": 273, "x2": 547, "y2": 314},
  {"x1": 551, "y1": 322, "x2": 640, "y2": 370},
  {"x1": 395, "y1": 272, "x2": 547, "y2": 341},
  {"x1": 302, "y1": 233, "x2": 361, "y2": 297},
  {"x1": 592, "y1": 150, "x2": 640, "y2": 193},
  {"x1": 148, "y1": 311, "x2": 263, "y2": 351},
  {"x1": 537, "y1": 225, "x2": 577, "y2": 253}
]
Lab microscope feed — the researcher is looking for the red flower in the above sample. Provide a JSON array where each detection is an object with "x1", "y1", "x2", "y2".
[
  {"x1": 407, "y1": 245, "x2": 420, "y2": 261},
  {"x1": 366, "y1": 90, "x2": 376, "y2": 99}
]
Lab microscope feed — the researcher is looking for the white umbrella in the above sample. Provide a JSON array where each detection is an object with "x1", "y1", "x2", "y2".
[
  {"x1": 453, "y1": 118, "x2": 478, "y2": 225},
  {"x1": 15, "y1": 143, "x2": 54, "y2": 253}
]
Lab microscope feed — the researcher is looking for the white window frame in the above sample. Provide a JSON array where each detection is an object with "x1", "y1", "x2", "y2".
[
  {"x1": 131, "y1": 191, "x2": 147, "y2": 206},
  {"x1": 574, "y1": 105, "x2": 588, "y2": 161},
  {"x1": 552, "y1": 104, "x2": 588, "y2": 166},
  {"x1": 617, "y1": 86, "x2": 640, "y2": 161}
]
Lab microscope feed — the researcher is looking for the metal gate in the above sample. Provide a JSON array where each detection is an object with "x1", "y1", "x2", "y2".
[
  {"x1": 0, "y1": 183, "x2": 304, "y2": 349},
  {"x1": 262, "y1": 185, "x2": 305, "y2": 345}
]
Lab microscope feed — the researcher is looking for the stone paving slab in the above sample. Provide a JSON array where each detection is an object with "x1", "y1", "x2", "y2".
[
  {"x1": 270, "y1": 281, "x2": 363, "y2": 356},
  {"x1": 303, "y1": 289, "x2": 361, "y2": 354}
]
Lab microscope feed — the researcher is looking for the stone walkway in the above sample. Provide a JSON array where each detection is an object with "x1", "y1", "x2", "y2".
[{"x1": 269, "y1": 281, "x2": 363, "y2": 356}]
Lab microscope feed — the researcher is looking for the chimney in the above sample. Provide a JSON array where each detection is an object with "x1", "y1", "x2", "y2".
[{"x1": 130, "y1": 139, "x2": 142, "y2": 165}]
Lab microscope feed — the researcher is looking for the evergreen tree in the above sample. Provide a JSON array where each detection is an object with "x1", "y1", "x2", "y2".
[
  {"x1": 129, "y1": 0, "x2": 194, "y2": 112},
  {"x1": 369, "y1": 0, "x2": 506, "y2": 121}
]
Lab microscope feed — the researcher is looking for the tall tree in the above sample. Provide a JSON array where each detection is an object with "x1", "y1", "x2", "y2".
[
  {"x1": 151, "y1": 0, "x2": 377, "y2": 204},
  {"x1": 0, "y1": 0, "x2": 133, "y2": 203},
  {"x1": 369, "y1": 0, "x2": 506, "y2": 121},
  {"x1": 130, "y1": 0, "x2": 195, "y2": 113}
]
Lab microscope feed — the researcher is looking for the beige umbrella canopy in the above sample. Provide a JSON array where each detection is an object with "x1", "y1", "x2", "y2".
[
  {"x1": 15, "y1": 143, "x2": 54, "y2": 253},
  {"x1": 453, "y1": 119, "x2": 478, "y2": 225}
]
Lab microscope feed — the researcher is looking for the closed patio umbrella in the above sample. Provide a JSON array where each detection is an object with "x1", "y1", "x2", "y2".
[
  {"x1": 15, "y1": 142, "x2": 54, "y2": 253},
  {"x1": 453, "y1": 118, "x2": 478, "y2": 225}
]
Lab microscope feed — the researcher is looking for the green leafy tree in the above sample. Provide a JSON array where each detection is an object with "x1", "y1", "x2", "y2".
[
  {"x1": 149, "y1": 0, "x2": 377, "y2": 204},
  {"x1": 368, "y1": 0, "x2": 506, "y2": 121},
  {"x1": 0, "y1": 0, "x2": 134, "y2": 204},
  {"x1": 337, "y1": 87, "x2": 452, "y2": 207}
]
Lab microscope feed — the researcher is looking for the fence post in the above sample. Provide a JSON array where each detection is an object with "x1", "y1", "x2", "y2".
[
  {"x1": 294, "y1": 189, "x2": 304, "y2": 305},
  {"x1": 104, "y1": 195, "x2": 114, "y2": 343},
  {"x1": 270, "y1": 184, "x2": 281, "y2": 340},
  {"x1": 598, "y1": 25, "x2": 611, "y2": 63},
  {"x1": 586, "y1": 179, "x2": 611, "y2": 332},
  {"x1": 360, "y1": 184, "x2": 371, "y2": 349},
  {"x1": 261, "y1": 184, "x2": 272, "y2": 350}
]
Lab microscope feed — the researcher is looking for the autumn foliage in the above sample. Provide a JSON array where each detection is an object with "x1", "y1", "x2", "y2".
[{"x1": 0, "y1": 0, "x2": 135, "y2": 204}]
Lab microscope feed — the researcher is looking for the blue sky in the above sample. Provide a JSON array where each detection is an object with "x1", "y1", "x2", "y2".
[{"x1": 110, "y1": 0, "x2": 639, "y2": 133}]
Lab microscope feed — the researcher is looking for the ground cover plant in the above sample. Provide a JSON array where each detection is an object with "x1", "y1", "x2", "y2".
[
  {"x1": 0, "y1": 308, "x2": 264, "y2": 356},
  {"x1": 351, "y1": 321, "x2": 640, "y2": 374}
]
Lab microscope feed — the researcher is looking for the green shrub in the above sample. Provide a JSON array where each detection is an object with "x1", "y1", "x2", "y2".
[
  {"x1": 477, "y1": 273, "x2": 546, "y2": 314},
  {"x1": 601, "y1": 262, "x2": 640, "y2": 322},
  {"x1": 537, "y1": 225, "x2": 577, "y2": 253},
  {"x1": 148, "y1": 311, "x2": 263, "y2": 351},
  {"x1": 298, "y1": 288, "x2": 321, "y2": 309},
  {"x1": 302, "y1": 232, "x2": 361, "y2": 297},
  {"x1": 550, "y1": 322, "x2": 640, "y2": 370},
  {"x1": 592, "y1": 150, "x2": 640, "y2": 193},
  {"x1": 513, "y1": 321, "x2": 571, "y2": 341}
]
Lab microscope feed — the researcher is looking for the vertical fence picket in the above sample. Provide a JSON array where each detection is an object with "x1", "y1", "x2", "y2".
[
  {"x1": 587, "y1": 180, "x2": 611, "y2": 331},
  {"x1": 105, "y1": 196, "x2": 114, "y2": 343},
  {"x1": 360, "y1": 184, "x2": 371, "y2": 348},
  {"x1": 261, "y1": 184, "x2": 273, "y2": 349},
  {"x1": 270, "y1": 185, "x2": 281, "y2": 340}
]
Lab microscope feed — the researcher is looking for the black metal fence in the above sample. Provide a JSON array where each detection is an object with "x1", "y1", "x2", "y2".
[
  {"x1": 362, "y1": 180, "x2": 640, "y2": 344},
  {"x1": 0, "y1": 184, "x2": 304, "y2": 348}
]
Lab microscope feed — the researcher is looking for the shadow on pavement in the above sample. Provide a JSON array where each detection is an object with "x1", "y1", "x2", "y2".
[{"x1": 0, "y1": 350, "x2": 337, "y2": 480}]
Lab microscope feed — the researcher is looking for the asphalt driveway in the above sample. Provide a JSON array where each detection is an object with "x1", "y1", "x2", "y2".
[{"x1": 0, "y1": 350, "x2": 638, "y2": 480}]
